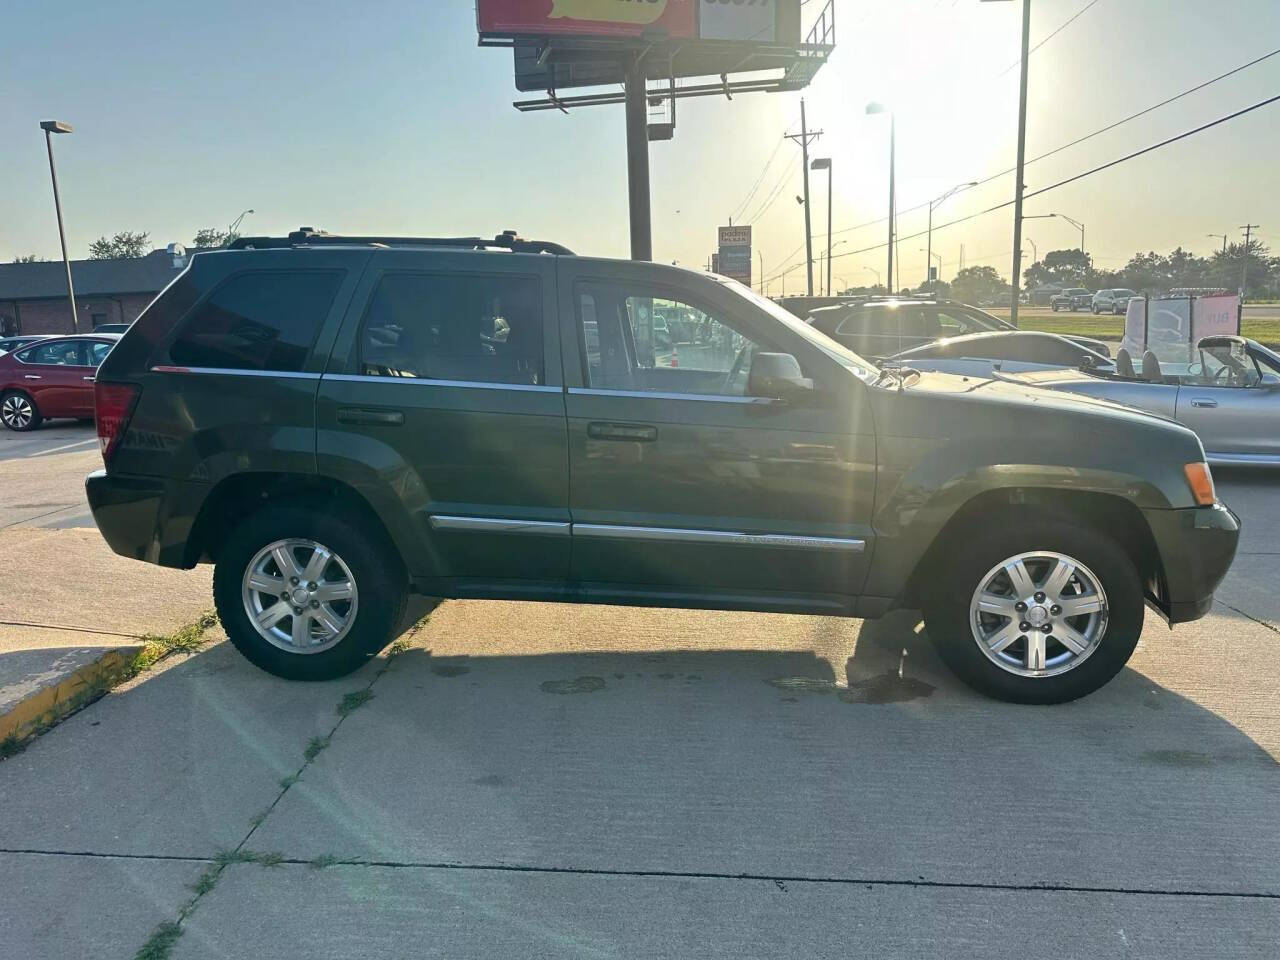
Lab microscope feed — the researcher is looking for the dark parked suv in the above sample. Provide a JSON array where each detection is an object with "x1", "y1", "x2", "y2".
[{"x1": 86, "y1": 230, "x2": 1240, "y2": 703}]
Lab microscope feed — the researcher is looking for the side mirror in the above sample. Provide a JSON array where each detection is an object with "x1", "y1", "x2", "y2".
[
  {"x1": 747, "y1": 352, "x2": 815, "y2": 401},
  {"x1": 1260, "y1": 372, "x2": 1280, "y2": 389}
]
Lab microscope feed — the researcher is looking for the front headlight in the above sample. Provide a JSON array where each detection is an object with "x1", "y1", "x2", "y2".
[{"x1": 1184, "y1": 461, "x2": 1217, "y2": 506}]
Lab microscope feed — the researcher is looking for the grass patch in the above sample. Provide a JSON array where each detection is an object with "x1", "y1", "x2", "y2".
[
  {"x1": 247, "y1": 809, "x2": 270, "y2": 830},
  {"x1": 336, "y1": 689, "x2": 374, "y2": 716},
  {"x1": 186, "y1": 866, "x2": 219, "y2": 897},
  {"x1": 213, "y1": 848, "x2": 284, "y2": 868},
  {"x1": 309, "y1": 853, "x2": 341, "y2": 870},
  {"x1": 132, "y1": 611, "x2": 220, "y2": 672},
  {"x1": 134, "y1": 921, "x2": 183, "y2": 960},
  {"x1": 279, "y1": 772, "x2": 300, "y2": 789},
  {"x1": 304, "y1": 735, "x2": 331, "y2": 762}
]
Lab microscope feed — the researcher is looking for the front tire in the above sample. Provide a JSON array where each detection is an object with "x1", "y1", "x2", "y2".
[
  {"x1": 922, "y1": 517, "x2": 1143, "y2": 704},
  {"x1": 213, "y1": 505, "x2": 407, "y2": 680},
  {"x1": 1, "y1": 390, "x2": 41, "y2": 432}
]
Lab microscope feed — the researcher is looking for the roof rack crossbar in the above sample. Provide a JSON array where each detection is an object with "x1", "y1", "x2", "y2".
[{"x1": 227, "y1": 228, "x2": 573, "y2": 256}]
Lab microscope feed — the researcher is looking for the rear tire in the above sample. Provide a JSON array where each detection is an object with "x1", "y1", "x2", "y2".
[
  {"x1": 922, "y1": 516, "x2": 1143, "y2": 704},
  {"x1": 1, "y1": 390, "x2": 41, "y2": 432},
  {"x1": 213, "y1": 505, "x2": 407, "y2": 680}
]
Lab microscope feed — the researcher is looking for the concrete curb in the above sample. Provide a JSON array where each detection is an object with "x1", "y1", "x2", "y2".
[{"x1": 0, "y1": 644, "x2": 143, "y2": 748}]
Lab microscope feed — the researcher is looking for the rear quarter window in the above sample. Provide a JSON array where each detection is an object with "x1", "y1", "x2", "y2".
[{"x1": 167, "y1": 270, "x2": 344, "y2": 372}]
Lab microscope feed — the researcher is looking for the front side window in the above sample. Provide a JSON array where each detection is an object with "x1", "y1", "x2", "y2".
[
  {"x1": 577, "y1": 283, "x2": 773, "y2": 396},
  {"x1": 21, "y1": 340, "x2": 86, "y2": 366},
  {"x1": 169, "y1": 270, "x2": 343, "y2": 372},
  {"x1": 360, "y1": 273, "x2": 543, "y2": 385},
  {"x1": 88, "y1": 341, "x2": 114, "y2": 366}
]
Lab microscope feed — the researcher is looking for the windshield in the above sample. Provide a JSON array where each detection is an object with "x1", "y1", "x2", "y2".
[{"x1": 718, "y1": 279, "x2": 880, "y2": 383}]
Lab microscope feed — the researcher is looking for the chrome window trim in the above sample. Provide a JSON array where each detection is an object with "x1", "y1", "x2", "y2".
[
  {"x1": 429, "y1": 515, "x2": 571, "y2": 535},
  {"x1": 150, "y1": 365, "x2": 322, "y2": 380},
  {"x1": 567, "y1": 387, "x2": 776, "y2": 405},
  {"x1": 573, "y1": 522, "x2": 865, "y2": 552},
  {"x1": 325, "y1": 373, "x2": 561, "y2": 393}
]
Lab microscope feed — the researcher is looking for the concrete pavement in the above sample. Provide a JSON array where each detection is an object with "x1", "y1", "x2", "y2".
[{"x1": 0, "y1": 461, "x2": 1276, "y2": 957}]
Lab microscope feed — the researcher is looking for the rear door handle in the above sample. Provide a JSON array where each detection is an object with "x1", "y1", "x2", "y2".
[
  {"x1": 1189, "y1": 398, "x2": 1218, "y2": 409},
  {"x1": 24, "y1": 375, "x2": 42, "y2": 380},
  {"x1": 587, "y1": 421, "x2": 658, "y2": 442},
  {"x1": 82, "y1": 376, "x2": 96, "y2": 382},
  {"x1": 337, "y1": 407, "x2": 405, "y2": 426}
]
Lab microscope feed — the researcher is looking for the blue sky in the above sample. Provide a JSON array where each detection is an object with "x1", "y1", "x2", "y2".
[{"x1": 2, "y1": 0, "x2": 1277, "y2": 292}]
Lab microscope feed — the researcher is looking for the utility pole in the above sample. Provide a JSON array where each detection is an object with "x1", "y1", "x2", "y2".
[
  {"x1": 785, "y1": 100, "x2": 822, "y2": 296},
  {"x1": 623, "y1": 55, "x2": 652, "y2": 261},
  {"x1": 959, "y1": 244, "x2": 966, "y2": 272},
  {"x1": 1240, "y1": 224, "x2": 1260, "y2": 299},
  {"x1": 1008, "y1": 0, "x2": 1032, "y2": 325}
]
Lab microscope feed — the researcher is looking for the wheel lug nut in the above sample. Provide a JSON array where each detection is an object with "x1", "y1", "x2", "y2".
[
  {"x1": 307, "y1": 582, "x2": 317, "y2": 591},
  {"x1": 1014, "y1": 601, "x2": 1028, "y2": 613},
  {"x1": 1042, "y1": 625, "x2": 1053, "y2": 634},
  {"x1": 310, "y1": 600, "x2": 319, "y2": 609},
  {"x1": 290, "y1": 577, "x2": 299, "y2": 586},
  {"x1": 1034, "y1": 592, "x2": 1046, "y2": 603},
  {"x1": 1050, "y1": 604, "x2": 1062, "y2": 615},
  {"x1": 1019, "y1": 621, "x2": 1031, "y2": 632}
]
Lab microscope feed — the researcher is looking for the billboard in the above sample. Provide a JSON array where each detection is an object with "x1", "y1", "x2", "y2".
[
  {"x1": 717, "y1": 225, "x2": 751, "y2": 286},
  {"x1": 478, "y1": 0, "x2": 697, "y2": 40}
]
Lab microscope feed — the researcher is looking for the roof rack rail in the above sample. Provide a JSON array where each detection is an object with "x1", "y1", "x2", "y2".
[{"x1": 227, "y1": 228, "x2": 574, "y2": 256}]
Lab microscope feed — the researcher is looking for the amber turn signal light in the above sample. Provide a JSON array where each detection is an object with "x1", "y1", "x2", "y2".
[{"x1": 1184, "y1": 462, "x2": 1217, "y2": 506}]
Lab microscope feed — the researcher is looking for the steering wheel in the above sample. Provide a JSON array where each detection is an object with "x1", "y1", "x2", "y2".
[
  {"x1": 1213, "y1": 364, "x2": 1234, "y2": 384},
  {"x1": 721, "y1": 344, "x2": 752, "y2": 395}
]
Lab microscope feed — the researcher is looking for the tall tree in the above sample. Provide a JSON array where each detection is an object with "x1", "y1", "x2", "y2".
[
  {"x1": 1024, "y1": 249, "x2": 1092, "y2": 288},
  {"x1": 191, "y1": 228, "x2": 231, "y2": 248},
  {"x1": 88, "y1": 231, "x2": 150, "y2": 259},
  {"x1": 951, "y1": 265, "x2": 1006, "y2": 305}
]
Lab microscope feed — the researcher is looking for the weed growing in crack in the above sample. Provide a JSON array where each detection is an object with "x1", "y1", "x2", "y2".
[
  {"x1": 309, "y1": 853, "x2": 341, "y2": 870},
  {"x1": 279, "y1": 773, "x2": 300, "y2": 788},
  {"x1": 304, "y1": 735, "x2": 330, "y2": 762},
  {"x1": 134, "y1": 920, "x2": 182, "y2": 960},
  {"x1": 336, "y1": 689, "x2": 374, "y2": 716}
]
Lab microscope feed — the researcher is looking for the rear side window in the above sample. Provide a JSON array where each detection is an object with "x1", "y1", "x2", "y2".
[
  {"x1": 359, "y1": 273, "x2": 543, "y2": 385},
  {"x1": 168, "y1": 271, "x2": 343, "y2": 372}
]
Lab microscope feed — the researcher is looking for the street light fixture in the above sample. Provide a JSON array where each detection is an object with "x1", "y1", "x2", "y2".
[
  {"x1": 919, "y1": 248, "x2": 943, "y2": 288},
  {"x1": 228, "y1": 208, "x2": 254, "y2": 240},
  {"x1": 865, "y1": 102, "x2": 895, "y2": 294},
  {"x1": 39, "y1": 120, "x2": 79, "y2": 333},
  {"x1": 811, "y1": 157, "x2": 833, "y2": 297},
  {"x1": 926, "y1": 181, "x2": 978, "y2": 289}
]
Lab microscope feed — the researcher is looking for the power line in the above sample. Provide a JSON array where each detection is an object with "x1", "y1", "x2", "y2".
[
  {"x1": 762, "y1": 91, "x2": 1280, "y2": 284},
  {"x1": 728, "y1": 136, "x2": 786, "y2": 223},
  {"x1": 997, "y1": 0, "x2": 1104, "y2": 77},
  {"x1": 758, "y1": 46, "x2": 1280, "y2": 281}
]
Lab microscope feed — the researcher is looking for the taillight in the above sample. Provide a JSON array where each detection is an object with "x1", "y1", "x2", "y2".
[{"x1": 95, "y1": 382, "x2": 140, "y2": 466}]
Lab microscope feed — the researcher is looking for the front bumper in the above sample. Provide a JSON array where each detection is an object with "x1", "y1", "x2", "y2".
[{"x1": 1142, "y1": 503, "x2": 1241, "y2": 624}]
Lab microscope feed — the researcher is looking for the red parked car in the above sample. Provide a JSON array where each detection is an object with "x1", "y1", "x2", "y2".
[{"x1": 0, "y1": 334, "x2": 121, "y2": 431}]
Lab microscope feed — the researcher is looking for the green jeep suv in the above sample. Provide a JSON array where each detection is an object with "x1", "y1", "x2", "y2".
[{"x1": 86, "y1": 229, "x2": 1240, "y2": 703}]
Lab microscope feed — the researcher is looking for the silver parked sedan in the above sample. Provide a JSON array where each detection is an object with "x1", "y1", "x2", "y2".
[{"x1": 1014, "y1": 336, "x2": 1280, "y2": 467}]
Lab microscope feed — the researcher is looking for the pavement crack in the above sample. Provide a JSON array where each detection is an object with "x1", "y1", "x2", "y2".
[
  {"x1": 1216, "y1": 599, "x2": 1279, "y2": 635},
  {"x1": 126, "y1": 630, "x2": 417, "y2": 958},
  {"x1": 0, "y1": 619, "x2": 142, "y2": 640},
  {"x1": 3, "y1": 847, "x2": 1276, "y2": 901}
]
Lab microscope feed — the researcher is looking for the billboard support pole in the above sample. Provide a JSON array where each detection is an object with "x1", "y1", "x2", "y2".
[{"x1": 624, "y1": 56, "x2": 652, "y2": 261}]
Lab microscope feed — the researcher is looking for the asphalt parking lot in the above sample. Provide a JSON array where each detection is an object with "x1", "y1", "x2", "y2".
[{"x1": 0, "y1": 423, "x2": 1277, "y2": 957}]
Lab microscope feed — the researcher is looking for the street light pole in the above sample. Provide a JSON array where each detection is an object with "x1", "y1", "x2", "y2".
[
  {"x1": 866, "y1": 103, "x2": 894, "y2": 296},
  {"x1": 864, "y1": 266, "x2": 880, "y2": 289},
  {"x1": 228, "y1": 208, "x2": 254, "y2": 240},
  {"x1": 810, "y1": 158, "x2": 833, "y2": 297},
  {"x1": 40, "y1": 120, "x2": 78, "y2": 334}
]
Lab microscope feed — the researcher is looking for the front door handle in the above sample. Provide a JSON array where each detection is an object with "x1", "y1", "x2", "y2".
[
  {"x1": 1189, "y1": 398, "x2": 1218, "y2": 409},
  {"x1": 337, "y1": 407, "x2": 405, "y2": 426},
  {"x1": 587, "y1": 421, "x2": 658, "y2": 442},
  {"x1": 83, "y1": 376, "x2": 96, "y2": 382},
  {"x1": 24, "y1": 374, "x2": 42, "y2": 380}
]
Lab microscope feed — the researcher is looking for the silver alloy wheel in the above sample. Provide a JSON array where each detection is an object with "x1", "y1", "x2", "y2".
[
  {"x1": 968, "y1": 551, "x2": 1109, "y2": 678},
  {"x1": 1, "y1": 394, "x2": 33, "y2": 430},
  {"x1": 241, "y1": 539, "x2": 358, "y2": 654}
]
